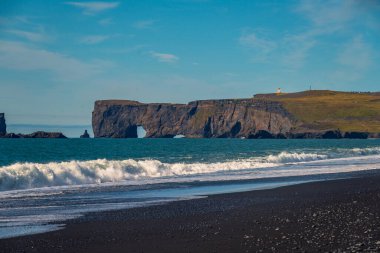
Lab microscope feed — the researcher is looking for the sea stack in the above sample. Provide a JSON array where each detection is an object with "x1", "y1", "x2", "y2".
[
  {"x1": 0, "y1": 113, "x2": 6, "y2": 136},
  {"x1": 80, "y1": 130, "x2": 90, "y2": 138}
]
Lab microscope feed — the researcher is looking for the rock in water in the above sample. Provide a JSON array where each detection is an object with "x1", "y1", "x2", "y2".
[
  {"x1": 23, "y1": 131, "x2": 67, "y2": 138},
  {"x1": 2, "y1": 131, "x2": 67, "y2": 138},
  {"x1": 0, "y1": 113, "x2": 6, "y2": 136},
  {"x1": 80, "y1": 130, "x2": 90, "y2": 138},
  {"x1": 0, "y1": 114, "x2": 67, "y2": 138}
]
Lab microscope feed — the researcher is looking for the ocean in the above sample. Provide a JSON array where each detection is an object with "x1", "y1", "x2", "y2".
[{"x1": 1, "y1": 138, "x2": 380, "y2": 239}]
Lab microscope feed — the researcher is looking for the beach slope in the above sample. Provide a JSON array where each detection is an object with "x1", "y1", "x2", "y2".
[{"x1": 2, "y1": 174, "x2": 380, "y2": 252}]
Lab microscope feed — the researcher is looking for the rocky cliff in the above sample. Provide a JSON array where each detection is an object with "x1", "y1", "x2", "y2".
[
  {"x1": 0, "y1": 113, "x2": 5, "y2": 136},
  {"x1": 92, "y1": 99, "x2": 296, "y2": 138},
  {"x1": 92, "y1": 91, "x2": 380, "y2": 139}
]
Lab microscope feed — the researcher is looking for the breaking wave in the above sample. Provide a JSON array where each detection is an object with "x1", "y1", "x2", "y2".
[
  {"x1": 1, "y1": 147, "x2": 380, "y2": 191},
  {"x1": 0, "y1": 159, "x2": 278, "y2": 191},
  {"x1": 266, "y1": 152, "x2": 328, "y2": 163},
  {"x1": 348, "y1": 147, "x2": 380, "y2": 156}
]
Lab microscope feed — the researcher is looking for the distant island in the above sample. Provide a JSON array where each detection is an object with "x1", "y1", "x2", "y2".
[
  {"x1": 0, "y1": 113, "x2": 67, "y2": 138},
  {"x1": 92, "y1": 90, "x2": 380, "y2": 139}
]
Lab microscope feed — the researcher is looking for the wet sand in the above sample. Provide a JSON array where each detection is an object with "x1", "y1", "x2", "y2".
[{"x1": 2, "y1": 174, "x2": 380, "y2": 252}]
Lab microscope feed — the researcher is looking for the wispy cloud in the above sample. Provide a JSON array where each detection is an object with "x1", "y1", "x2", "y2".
[
  {"x1": 331, "y1": 35, "x2": 372, "y2": 82},
  {"x1": 296, "y1": 1, "x2": 349, "y2": 27},
  {"x1": 293, "y1": 0, "x2": 376, "y2": 31},
  {"x1": 1, "y1": 16, "x2": 52, "y2": 43},
  {"x1": 0, "y1": 40, "x2": 110, "y2": 80},
  {"x1": 281, "y1": 32, "x2": 317, "y2": 69},
  {"x1": 5, "y1": 29, "x2": 50, "y2": 43},
  {"x1": 239, "y1": 31, "x2": 277, "y2": 61},
  {"x1": 0, "y1": 16, "x2": 33, "y2": 26},
  {"x1": 65, "y1": 2, "x2": 119, "y2": 15},
  {"x1": 239, "y1": 0, "x2": 379, "y2": 70},
  {"x1": 104, "y1": 44, "x2": 147, "y2": 54},
  {"x1": 80, "y1": 35, "x2": 110, "y2": 44},
  {"x1": 133, "y1": 20, "x2": 156, "y2": 29},
  {"x1": 150, "y1": 51, "x2": 179, "y2": 63},
  {"x1": 290, "y1": 0, "x2": 378, "y2": 68},
  {"x1": 98, "y1": 18, "x2": 113, "y2": 26},
  {"x1": 337, "y1": 35, "x2": 371, "y2": 69}
]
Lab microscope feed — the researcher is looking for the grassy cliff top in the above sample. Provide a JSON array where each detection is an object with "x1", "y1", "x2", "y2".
[
  {"x1": 264, "y1": 90, "x2": 380, "y2": 132},
  {"x1": 95, "y1": 90, "x2": 380, "y2": 133}
]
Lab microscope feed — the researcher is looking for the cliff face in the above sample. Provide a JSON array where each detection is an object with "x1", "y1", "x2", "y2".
[
  {"x1": 0, "y1": 113, "x2": 6, "y2": 136},
  {"x1": 92, "y1": 90, "x2": 380, "y2": 139},
  {"x1": 92, "y1": 99, "x2": 296, "y2": 138}
]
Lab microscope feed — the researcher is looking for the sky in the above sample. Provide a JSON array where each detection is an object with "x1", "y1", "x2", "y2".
[{"x1": 0, "y1": 0, "x2": 380, "y2": 127}]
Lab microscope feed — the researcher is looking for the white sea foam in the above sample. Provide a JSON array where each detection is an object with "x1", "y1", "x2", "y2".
[
  {"x1": 348, "y1": 147, "x2": 380, "y2": 156},
  {"x1": 1, "y1": 147, "x2": 380, "y2": 191},
  {"x1": 266, "y1": 152, "x2": 328, "y2": 163},
  {"x1": 0, "y1": 159, "x2": 278, "y2": 191}
]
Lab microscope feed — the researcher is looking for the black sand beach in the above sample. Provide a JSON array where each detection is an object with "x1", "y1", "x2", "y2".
[{"x1": 2, "y1": 174, "x2": 380, "y2": 253}]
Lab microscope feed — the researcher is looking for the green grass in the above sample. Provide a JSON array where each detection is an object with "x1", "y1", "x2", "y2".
[{"x1": 268, "y1": 90, "x2": 380, "y2": 132}]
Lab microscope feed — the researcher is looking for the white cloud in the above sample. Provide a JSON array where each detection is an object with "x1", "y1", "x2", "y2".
[
  {"x1": 104, "y1": 44, "x2": 146, "y2": 54},
  {"x1": 240, "y1": 1, "x2": 379, "y2": 70},
  {"x1": 239, "y1": 32, "x2": 277, "y2": 61},
  {"x1": 281, "y1": 32, "x2": 317, "y2": 69},
  {"x1": 80, "y1": 35, "x2": 109, "y2": 44},
  {"x1": 337, "y1": 36, "x2": 371, "y2": 69},
  {"x1": 0, "y1": 40, "x2": 110, "y2": 80},
  {"x1": 5, "y1": 29, "x2": 50, "y2": 42},
  {"x1": 98, "y1": 18, "x2": 113, "y2": 26},
  {"x1": 238, "y1": 30, "x2": 310, "y2": 68},
  {"x1": 65, "y1": 2, "x2": 119, "y2": 15},
  {"x1": 289, "y1": 0, "x2": 378, "y2": 68},
  {"x1": 0, "y1": 16, "x2": 32, "y2": 26},
  {"x1": 330, "y1": 35, "x2": 372, "y2": 82},
  {"x1": 133, "y1": 20, "x2": 156, "y2": 29},
  {"x1": 150, "y1": 51, "x2": 179, "y2": 63},
  {"x1": 295, "y1": 0, "x2": 356, "y2": 28}
]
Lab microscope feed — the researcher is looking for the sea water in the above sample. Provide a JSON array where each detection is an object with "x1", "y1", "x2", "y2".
[{"x1": 1, "y1": 138, "x2": 380, "y2": 238}]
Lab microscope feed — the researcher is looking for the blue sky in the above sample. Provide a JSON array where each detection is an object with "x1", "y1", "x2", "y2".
[{"x1": 0, "y1": 0, "x2": 379, "y2": 126}]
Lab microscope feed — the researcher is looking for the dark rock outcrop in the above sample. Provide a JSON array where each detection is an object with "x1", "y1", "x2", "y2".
[
  {"x1": 2, "y1": 131, "x2": 67, "y2": 138},
  {"x1": 287, "y1": 130, "x2": 343, "y2": 139},
  {"x1": 92, "y1": 99, "x2": 296, "y2": 138},
  {"x1": 80, "y1": 130, "x2": 90, "y2": 138},
  {"x1": 0, "y1": 114, "x2": 67, "y2": 138},
  {"x1": 343, "y1": 132, "x2": 369, "y2": 139},
  {"x1": 4, "y1": 133, "x2": 20, "y2": 138},
  {"x1": 25, "y1": 131, "x2": 67, "y2": 138},
  {"x1": 248, "y1": 130, "x2": 276, "y2": 139},
  {"x1": 369, "y1": 133, "x2": 380, "y2": 138},
  {"x1": 0, "y1": 113, "x2": 6, "y2": 136}
]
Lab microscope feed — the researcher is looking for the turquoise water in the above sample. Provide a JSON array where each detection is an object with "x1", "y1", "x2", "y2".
[
  {"x1": 2, "y1": 138, "x2": 380, "y2": 166},
  {"x1": 1, "y1": 139, "x2": 380, "y2": 238}
]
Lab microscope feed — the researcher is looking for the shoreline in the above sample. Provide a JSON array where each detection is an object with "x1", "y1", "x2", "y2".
[{"x1": 2, "y1": 172, "x2": 380, "y2": 252}]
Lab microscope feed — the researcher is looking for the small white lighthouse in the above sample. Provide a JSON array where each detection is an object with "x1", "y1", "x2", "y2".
[{"x1": 276, "y1": 88, "x2": 281, "y2": 95}]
